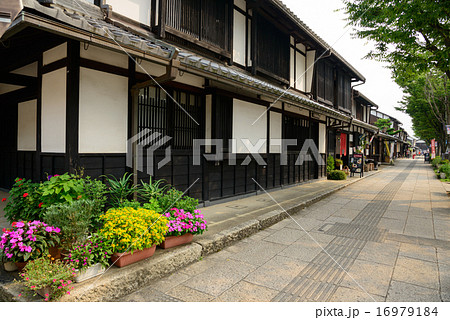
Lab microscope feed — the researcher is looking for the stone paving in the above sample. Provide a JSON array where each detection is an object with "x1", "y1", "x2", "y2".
[{"x1": 119, "y1": 159, "x2": 450, "y2": 302}]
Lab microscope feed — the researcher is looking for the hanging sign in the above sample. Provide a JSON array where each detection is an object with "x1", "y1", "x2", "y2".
[{"x1": 431, "y1": 139, "x2": 436, "y2": 159}]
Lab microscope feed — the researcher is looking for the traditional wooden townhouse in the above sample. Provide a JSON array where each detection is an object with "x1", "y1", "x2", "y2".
[
  {"x1": 0, "y1": 0, "x2": 381, "y2": 204},
  {"x1": 369, "y1": 109, "x2": 409, "y2": 162}
]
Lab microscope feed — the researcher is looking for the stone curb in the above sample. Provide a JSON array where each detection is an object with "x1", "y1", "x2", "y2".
[{"x1": 0, "y1": 170, "x2": 380, "y2": 302}]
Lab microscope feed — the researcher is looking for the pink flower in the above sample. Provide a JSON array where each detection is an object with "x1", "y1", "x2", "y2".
[
  {"x1": 1, "y1": 198, "x2": 6, "y2": 202},
  {"x1": 53, "y1": 279, "x2": 56, "y2": 282},
  {"x1": 18, "y1": 294, "x2": 22, "y2": 297},
  {"x1": 67, "y1": 292, "x2": 70, "y2": 295},
  {"x1": 22, "y1": 193, "x2": 28, "y2": 198}
]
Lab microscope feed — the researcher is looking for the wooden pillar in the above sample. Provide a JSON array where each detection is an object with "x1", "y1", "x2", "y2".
[
  {"x1": 65, "y1": 40, "x2": 80, "y2": 174},
  {"x1": 34, "y1": 55, "x2": 43, "y2": 182}
]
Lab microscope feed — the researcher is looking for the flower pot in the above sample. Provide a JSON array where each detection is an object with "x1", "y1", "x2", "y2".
[
  {"x1": 110, "y1": 246, "x2": 156, "y2": 268},
  {"x1": 159, "y1": 233, "x2": 194, "y2": 249},
  {"x1": 3, "y1": 261, "x2": 18, "y2": 272},
  {"x1": 49, "y1": 246, "x2": 61, "y2": 261},
  {"x1": 36, "y1": 286, "x2": 52, "y2": 298},
  {"x1": 15, "y1": 261, "x2": 28, "y2": 272},
  {"x1": 74, "y1": 263, "x2": 106, "y2": 283},
  {"x1": 440, "y1": 172, "x2": 446, "y2": 179}
]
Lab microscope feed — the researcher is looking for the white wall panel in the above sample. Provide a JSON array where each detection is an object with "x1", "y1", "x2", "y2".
[
  {"x1": 17, "y1": 100, "x2": 37, "y2": 151},
  {"x1": 43, "y1": 43, "x2": 67, "y2": 66},
  {"x1": 319, "y1": 123, "x2": 326, "y2": 154},
  {"x1": 42, "y1": 68, "x2": 66, "y2": 153},
  {"x1": 138, "y1": 60, "x2": 166, "y2": 77},
  {"x1": 290, "y1": 48, "x2": 295, "y2": 87},
  {"x1": 295, "y1": 52, "x2": 306, "y2": 91},
  {"x1": 175, "y1": 72, "x2": 204, "y2": 88},
  {"x1": 270, "y1": 111, "x2": 282, "y2": 153},
  {"x1": 234, "y1": 0, "x2": 246, "y2": 11},
  {"x1": 80, "y1": 45, "x2": 128, "y2": 69},
  {"x1": 306, "y1": 50, "x2": 316, "y2": 93},
  {"x1": 106, "y1": 0, "x2": 151, "y2": 25},
  {"x1": 11, "y1": 62, "x2": 38, "y2": 77},
  {"x1": 79, "y1": 68, "x2": 128, "y2": 153},
  {"x1": 232, "y1": 99, "x2": 267, "y2": 153},
  {"x1": 233, "y1": 10, "x2": 246, "y2": 66}
]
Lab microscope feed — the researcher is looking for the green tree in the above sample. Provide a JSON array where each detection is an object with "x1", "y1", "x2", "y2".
[
  {"x1": 343, "y1": 0, "x2": 450, "y2": 78},
  {"x1": 395, "y1": 69, "x2": 449, "y2": 153}
]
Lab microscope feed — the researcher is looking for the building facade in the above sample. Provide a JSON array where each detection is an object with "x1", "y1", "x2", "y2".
[{"x1": 0, "y1": 0, "x2": 403, "y2": 204}]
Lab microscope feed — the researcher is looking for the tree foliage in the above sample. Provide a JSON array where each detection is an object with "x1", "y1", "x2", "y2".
[
  {"x1": 343, "y1": 0, "x2": 450, "y2": 78},
  {"x1": 395, "y1": 70, "x2": 449, "y2": 152}
]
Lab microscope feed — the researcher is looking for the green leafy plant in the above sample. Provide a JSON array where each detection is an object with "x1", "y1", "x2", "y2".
[
  {"x1": 65, "y1": 234, "x2": 111, "y2": 271},
  {"x1": 4, "y1": 178, "x2": 42, "y2": 223},
  {"x1": 117, "y1": 200, "x2": 142, "y2": 209},
  {"x1": 142, "y1": 198, "x2": 162, "y2": 214},
  {"x1": 432, "y1": 156, "x2": 442, "y2": 168},
  {"x1": 43, "y1": 200, "x2": 98, "y2": 251},
  {"x1": 439, "y1": 162, "x2": 450, "y2": 179},
  {"x1": 335, "y1": 159, "x2": 343, "y2": 168},
  {"x1": 328, "y1": 170, "x2": 347, "y2": 180},
  {"x1": 158, "y1": 188, "x2": 198, "y2": 214},
  {"x1": 99, "y1": 207, "x2": 169, "y2": 253},
  {"x1": 104, "y1": 173, "x2": 138, "y2": 208},
  {"x1": 39, "y1": 174, "x2": 85, "y2": 210},
  {"x1": 139, "y1": 177, "x2": 169, "y2": 202},
  {"x1": 326, "y1": 156, "x2": 335, "y2": 174},
  {"x1": 19, "y1": 257, "x2": 76, "y2": 301}
]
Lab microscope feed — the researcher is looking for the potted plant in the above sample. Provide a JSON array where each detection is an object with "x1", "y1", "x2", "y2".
[
  {"x1": 99, "y1": 207, "x2": 168, "y2": 268},
  {"x1": 160, "y1": 208, "x2": 208, "y2": 249},
  {"x1": 65, "y1": 234, "x2": 112, "y2": 283},
  {"x1": 43, "y1": 199, "x2": 98, "y2": 254},
  {"x1": 335, "y1": 158, "x2": 343, "y2": 170},
  {"x1": 19, "y1": 257, "x2": 76, "y2": 301},
  {"x1": 0, "y1": 221, "x2": 60, "y2": 271}
]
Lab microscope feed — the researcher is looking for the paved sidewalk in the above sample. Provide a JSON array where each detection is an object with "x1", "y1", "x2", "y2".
[{"x1": 120, "y1": 159, "x2": 450, "y2": 302}]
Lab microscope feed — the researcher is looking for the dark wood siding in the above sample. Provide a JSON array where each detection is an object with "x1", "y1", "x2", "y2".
[
  {"x1": 337, "y1": 70, "x2": 351, "y2": 110},
  {"x1": 254, "y1": 11, "x2": 289, "y2": 82},
  {"x1": 165, "y1": 0, "x2": 230, "y2": 52},
  {"x1": 316, "y1": 60, "x2": 334, "y2": 105}
]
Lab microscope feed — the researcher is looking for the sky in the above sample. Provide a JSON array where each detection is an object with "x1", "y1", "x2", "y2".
[{"x1": 281, "y1": 0, "x2": 415, "y2": 137}]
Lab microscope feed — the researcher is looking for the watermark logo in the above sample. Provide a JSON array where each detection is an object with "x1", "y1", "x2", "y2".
[
  {"x1": 128, "y1": 130, "x2": 325, "y2": 174},
  {"x1": 126, "y1": 129, "x2": 172, "y2": 175}
]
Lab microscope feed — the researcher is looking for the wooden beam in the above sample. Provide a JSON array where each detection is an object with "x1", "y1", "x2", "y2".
[{"x1": 0, "y1": 73, "x2": 37, "y2": 87}]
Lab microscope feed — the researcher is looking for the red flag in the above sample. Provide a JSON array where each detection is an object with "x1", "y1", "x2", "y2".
[{"x1": 340, "y1": 133, "x2": 347, "y2": 156}]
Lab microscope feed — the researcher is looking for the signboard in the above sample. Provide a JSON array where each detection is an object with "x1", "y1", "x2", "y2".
[
  {"x1": 349, "y1": 153, "x2": 364, "y2": 178},
  {"x1": 445, "y1": 125, "x2": 450, "y2": 135},
  {"x1": 431, "y1": 139, "x2": 436, "y2": 159}
]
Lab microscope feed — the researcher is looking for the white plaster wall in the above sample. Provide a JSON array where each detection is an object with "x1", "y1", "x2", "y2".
[
  {"x1": 295, "y1": 51, "x2": 306, "y2": 91},
  {"x1": 234, "y1": 0, "x2": 246, "y2": 11},
  {"x1": 80, "y1": 45, "x2": 128, "y2": 69},
  {"x1": 11, "y1": 62, "x2": 38, "y2": 77},
  {"x1": 285, "y1": 104, "x2": 309, "y2": 117},
  {"x1": 270, "y1": 111, "x2": 282, "y2": 153},
  {"x1": 106, "y1": 0, "x2": 151, "y2": 25},
  {"x1": 43, "y1": 43, "x2": 67, "y2": 66},
  {"x1": 138, "y1": 60, "x2": 166, "y2": 78},
  {"x1": 0, "y1": 84, "x2": 24, "y2": 95},
  {"x1": 233, "y1": 10, "x2": 246, "y2": 66},
  {"x1": 41, "y1": 68, "x2": 66, "y2": 153},
  {"x1": 232, "y1": 99, "x2": 267, "y2": 153},
  {"x1": 175, "y1": 72, "x2": 204, "y2": 88},
  {"x1": 290, "y1": 48, "x2": 295, "y2": 87},
  {"x1": 17, "y1": 100, "x2": 37, "y2": 151},
  {"x1": 306, "y1": 50, "x2": 316, "y2": 93},
  {"x1": 296, "y1": 43, "x2": 306, "y2": 54},
  {"x1": 79, "y1": 68, "x2": 128, "y2": 153},
  {"x1": 319, "y1": 123, "x2": 326, "y2": 154}
]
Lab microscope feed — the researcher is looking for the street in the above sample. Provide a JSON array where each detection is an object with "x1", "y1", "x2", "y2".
[{"x1": 119, "y1": 159, "x2": 450, "y2": 302}]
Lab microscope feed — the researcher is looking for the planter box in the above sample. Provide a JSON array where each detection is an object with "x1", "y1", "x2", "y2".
[
  {"x1": 3, "y1": 261, "x2": 18, "y2": 272},
  {"x1": 74, "y1": 263, "x2": 106, "y2": 283},
  {"x1": 159, "y1": 233, "x2": 194, "y2": 249},
  {"x1": 110, "y1": 246, "x2": 156, "y2": 268}
]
